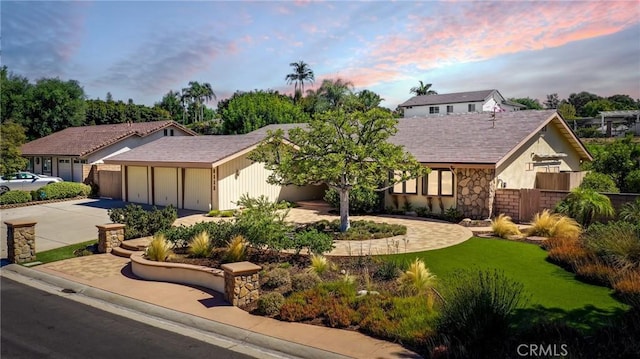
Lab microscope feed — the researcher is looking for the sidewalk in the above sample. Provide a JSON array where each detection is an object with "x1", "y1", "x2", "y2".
[{"x1": 5, "y1": 254, "x2": 422, "y2": 359}]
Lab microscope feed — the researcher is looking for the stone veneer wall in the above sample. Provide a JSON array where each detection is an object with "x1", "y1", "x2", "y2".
[
  {"x1": 5, "y1": 219, "x2": 37, "y2": 263},
  {"x1": 221, "y1": 262, "x2": 261, "y2": 307},
  {"x1": 456, "y1": 168, "x2": 495, "y2": 219},
  {"x1": 97, "y1": 223, "x2": 125, "y2": 253}
]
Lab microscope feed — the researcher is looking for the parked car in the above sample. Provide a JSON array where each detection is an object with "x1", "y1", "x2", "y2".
[{"x1": 0, "y1": 172, "x2": 64, "y2": 194}]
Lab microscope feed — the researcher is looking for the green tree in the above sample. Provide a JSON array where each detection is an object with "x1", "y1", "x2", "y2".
[
  {"x1": 353, "y1": 89, "x2": 384, "y2": 111},
  {"x1": 557, "y1": 102, "x2": 577, "y2": 120},
  {"x1": 182, "y1": 81, "x2": 216, "y2": 123},
  {"x1": 313, "y1": 78, "x2": 354, "y2": 112},
  {"x1": 0, "y1": 66, "x2": 31, "y2": 124},
  {"x1": 582, "y1": 99, "x2": 614, "y2": 117},
  {"x1": 509, "y1": 97, "x2": 543, "y2": 110},
  {"x1": 409, "y1": 81, "x2": 437, "y2": 96},
  {"x1": 568, "y1": 91, "x2": 601, "y2": 117},
  {"x1": 250, "y1": 108, "x2": 428, "y2": 231},
  {"x1": 220, "y1": 90, "x2": 309, "y2": 134},
  {"x1": 156, "y1": 90, "x2": 184, "y2": 123},
  {"x1": 579, "y1": 172, "x2": 619, "y2": 193},
  {"x1": 607, "y1": 94, "x2": 639, "y2": 110},
  {"x1": 589, "y1": 136, "x2": 640, "y2": 191},
  {"x1": 555, "y1": 188, "x2": 615, "y2": 227},
  {"x1": 0, "y1": 122, "x2": 29, "y2": 175},
  {"x1": 624, "y1": 169, "x2": 640, "y2": 193},
  {"x1": 544, "y1": 93, "x2": 559, "y2": 109},
  {"x1": 285, "y1": 61, "x2": 315, "y2": 101}
]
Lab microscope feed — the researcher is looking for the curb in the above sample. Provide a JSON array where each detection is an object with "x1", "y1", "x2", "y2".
[{"x1": 2, "y1": 264, "x2": 350, "y2": 359}]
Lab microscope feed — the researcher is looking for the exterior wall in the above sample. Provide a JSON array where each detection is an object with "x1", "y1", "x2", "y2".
[
  {"x1": 496, "y1": 121, "x2": 583, "y2": 189},
  {"x1": 384, "y1": 170, "x2": 456, "y2": 215},
  {"x1": 87, "y1": 125, "x2": 192, "y2": 164},
  {"x1": 216, "y1": 152, "x2": 325, "y2": 210},
  {"x1": 456, "y1": 168, "x2": 495, "y2": 219},
  {"x1": 403, "y1": 101, "x2": 484, "y2": 117}
]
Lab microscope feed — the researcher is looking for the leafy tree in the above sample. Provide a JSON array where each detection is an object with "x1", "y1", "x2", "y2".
[
  {"x1": 568, "y1": 91, "x2": 601, "y2": 117},
  {"x1": 220, "y1": 90, "x2": 309, "y2": 134},
  {"x1": 250, "y1": 108, "x2": 428, "y2": 231},
  {"x1": 624, "y1": 170, "x2": 640, "y2": 194},
  {"x1": 313, "y1": 78, "x2": 354, "y2": 112},
  {"x1": 353, "y1": 89, "x2": 384, "y2": 111},
  {"x1": 557, "y1": 102, "x2": 577, "y2": 120},
  {"x1": 589, "y1": 136, "x2": 640, "y2": 191},
  {"x1": 607, "y1": 94, "x2": 639, "y2": 110},
  {"x1": 579, "y1": 172, "x2": 619, "y2": 193},
  {"x1": 85, "y1": 99, "x2": 170, "y2": 125},
  {"x1": 0, "y1": 122, "x2": 28, "y2": 175},
  {"x1": 285, "y1": 61, "x2": 315, "y2": 101},
  {"x1": 156, "y1": 90, "x2": 184, "y2": 123},
  {"x1": 409, "y1": 81, "x2": 437, "y2": 96},
  {"x1": 555, "y1": 188, "x2": 615, "y2": 227},
  {"x1": 544, "y1": 93, "x2": 559, "y2": 109},
  {"x1": 582, "y1": 99, "x2": 614, "y2": 117},
  {"x1": 1, "y1": 66, "x2": 31, "y2": 124},
  {"x1": 509, "y1": 97, "x2": 543, "y2": 110}
]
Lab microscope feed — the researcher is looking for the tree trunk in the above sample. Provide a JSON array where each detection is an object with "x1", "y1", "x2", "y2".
[{"x1": 339, "y1": 189, "x2": 350, "y2": 232}]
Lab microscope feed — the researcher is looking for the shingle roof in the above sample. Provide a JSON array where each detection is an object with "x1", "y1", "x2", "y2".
[
  {"x1": 21, "y1": 121, "x2": 196, "y2": 157},
  {"x1": 398, "y1": 89, "x2": 496, "y2": 107},
  {"x1": 104, "y1": 135, "x2": 266, "y2": 165}
]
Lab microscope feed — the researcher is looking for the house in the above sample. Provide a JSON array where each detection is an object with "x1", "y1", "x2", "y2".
[
  {"x1": 398, "y1": 89, "x2": 526, "y2": 118},
  {"x1": 102, "y1": 135, "x2": 326, "y2": 211},
  {"x1": 20, "y1": 121, "x2": 196, "y2": 182},
  {"x1": 386, "y1": 110, "x2": 591, "y2": 218}
]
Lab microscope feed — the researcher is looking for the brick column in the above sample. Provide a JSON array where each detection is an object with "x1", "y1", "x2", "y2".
[
  {"x1": 5, "y1": 219, "x2": 37, "y2": 264},
  {"x1": 221, "y1": 262, "x2": 262, "y2": 306},
  {"x1": 96, "y1": 223, "x2": 125, "y2": 253}
]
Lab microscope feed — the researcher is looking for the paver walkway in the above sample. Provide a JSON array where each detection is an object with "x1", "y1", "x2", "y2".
[{"x1": 174, "y1": 206, "x2": 473, "y2": 256}]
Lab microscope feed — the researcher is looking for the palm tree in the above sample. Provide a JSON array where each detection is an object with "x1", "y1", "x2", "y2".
[
  {"x1": 555, "y1": 188, "x2": 615, "y2": 227},
  {"x1": 410, "y1": 81, "x2": 437, "y2": 96},
  {"x1": 182, "y1": 81, "x2": 216, "y2": 122},
  {"x1": 285, "y1": 61, "x2": 315, "y2": 100},
  {"x1": 315, "y1": 78, "x2": 353, "y2": 111}
]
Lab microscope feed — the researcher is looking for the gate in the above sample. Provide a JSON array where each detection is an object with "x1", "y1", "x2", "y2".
[
  {"x1": 519, "y1": 189, "x2": 540, "y2": 223},
  {"x1": 98, "y1": 170, "x2": 122, "y2": 199}
]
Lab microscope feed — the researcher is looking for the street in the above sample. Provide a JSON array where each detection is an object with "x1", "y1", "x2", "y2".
[{"x1": 1, "y1": 277, "x2": 254, "y2": 359}]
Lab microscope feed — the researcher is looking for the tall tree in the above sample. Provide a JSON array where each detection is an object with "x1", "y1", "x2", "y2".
[
  {"x1": 544, "y1": 93, "x2": 559, "y2": 109},
  {"x1": 557, "y1": 102, "x2": 577, "y2": 120},
  {"x1": 568, "y1": 91, "x2": 601, "y2": 117},
  {"x1": 582, "y1": 99, "x2": 614, "y2": 117},
  {"x1": 314, "y1": 78, "x2": 354, "y2": 112},
  {"x1": 156, "y1": 90, "x2": 183, "y2": 123},
  {"x1": 0, "y1": 122, "x2": 29, "y2": 175},
  {"x1": 354, "y1": 89, "x2": 384, "y2": 111},
  {"x1": 285, "y1": 61, "x2": 315, "y2": 100},
  {"x1": 182, "y1": 81, "x2": 216, "y2": 123},
  {"x1": 410, "y1": 81, "x2": 437, "y2": 96},
  {"x1": 250, "y1": 108, "x2": 428, "y2": 231},
  {"x1": 509, "y1": 97, "x2": 543, "y2": 110},
  {"x1": 1, "y1": 66, "x2": 31, "y2": 124}
]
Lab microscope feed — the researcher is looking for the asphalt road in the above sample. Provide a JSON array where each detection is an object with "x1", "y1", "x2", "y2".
[{"x1": 1, "y1": 277, "x2": 254, "y2": 359}]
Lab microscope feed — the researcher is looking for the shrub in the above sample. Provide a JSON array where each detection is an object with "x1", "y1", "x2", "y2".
[
  {"x1": 624, "y1": 169, "x2": 640, "y2": 193},
  {"x1": 207, "y1": 210, "x2": 220, "y2": 217},
  {"x1": 307, "y1": 254, "x2": 330, "y2": 275},
  {"x1": 324, "y1": 186, "x2": 382, "y2": 214},
  {"x1": 547, "y1": 239, "x2": 591, "y2": 269},
  {"x1": 234, "y1": 195, "x2": 292, "y2": 251},
  {"x1": 438, "y1": 269, "x2": 528, "y2": 356},
  {"x1": 444, "y1": 207, "x2": 463, "y2": 223},
  {"x1": 109, "y1": 204, "x2": 177, "y2": 240},
  {"x1": 0, "y1": 190, "x2": 31, "y2": 205},
  {"x1": 579, "y1": 172, "x2": 619, "y2": 193},
  {"x1": 262, "y1": 267, "x2": 291, "y2": 290},
  {"x1": 291, "y1": 272, "x2": 322, "y2": 292},
  {"x1": 256, "y1": 292, "x2": 285, "y2": 316},
  {"x1": 527, "y1": 210, "x2": 581, "y2": 240},
  {"x1": 279, "y1": 290, "x2": 323, "y2": 322},
  {"x1": 293, "y1": 229, "x2": 334, "y2": 255},
  {"x1": 491, "y1": 214, "x2": 521, "y2": 238},
  {"x1": 415, "y1": 206, "x2": 430, "y2": 217},
  {"x1": 574, "y1": 260, "x2": 617, "y2": 286},
  {"x1": 145, "y1": 233, "x2": 173, "y2": 262},
  {"x1": 583, "y1": 221, "x2": 640, "y2": 271},
  {"x1": 619, "y1": 198, "x2": 640, "y2": 223},
  {"x1": 325, "y1": 297, "x2": 356, "y2": 328},
  {"x1": 188, "y1": 231, "x2": 212, "y2": 258},
  {"x1": 37, "y1": 182, "x2": 91, "y2": 200},
  {"x1": 398, "y1": 258, "x2": 436, "y2": 296},
  {"x1": 613, "y1": 271, "x2": 640, "y2": 308},
  {"x1": 555, "y1": 187, "x2": 614, "y2": 227},
  {"x1": 220, "y1": 210, "x2": 235, "y2": 217},
  {"x1": 224, "y1": 235, "x2": 248, "y2": 262},
  {"x1": 162, "y1": 220, "x2": 237, "y2": 249},
  {"x1": 373, "y1": 260, "x2": 403, "y2": 281}
]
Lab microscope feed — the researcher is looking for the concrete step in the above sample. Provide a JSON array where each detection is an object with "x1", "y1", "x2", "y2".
[
  {"x1": 120, "y1": 237, "x2": 151, "y2": 251},
  {"x1": 111, "y1": 246, "x2": 137, "y2": 258}
]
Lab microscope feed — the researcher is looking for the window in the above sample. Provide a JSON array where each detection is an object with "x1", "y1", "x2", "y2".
[
  {"x1": 170, "y1": 129, "x2": 174, "y2": 136},
  {"x1": 468, "y1": 104, "x2": 476, "y2": 112},
  {"x1": 42, "y1": 157, "x2": 52, "y2": 175},
  {"x1": 429, "y1": 106, "x2": 440, "y2": 114},
  {"x1": 390, "y1": 171, "x2": 418, "y2": 194},
  {"x1": 164, "y1": 129, "x2": 168, "y2": 136},
  {"x1": 73, "y1": 159, "x2": 87, "y2": 164},
  {"x1": 26, "y1": 158, "x2": 34, "y2": 172},
  {"x1": 422, "y1": 169, "x2": 454, "y2": 196},
  {"x1": 58, "y1": 159, "x2": 70, "y2": 163},
  {"x1": 446, "y1": 105, "x2": 453, "y2": 113}
]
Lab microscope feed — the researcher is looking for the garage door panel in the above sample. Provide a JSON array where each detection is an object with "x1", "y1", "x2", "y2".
[
  {"x1": 58, "y1": 158, "x2": 72, "y2": 181},
  {"x1": 154, "y1": 167, "x2": 178, "y2": 207},
  {"x1": 127, "y1": 166, "x2": 148, "y2": 204},
  {"x1": 184, "y1": 168, "x2": 211, "y2": 211}
]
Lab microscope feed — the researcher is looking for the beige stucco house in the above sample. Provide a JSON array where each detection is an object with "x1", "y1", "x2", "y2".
[
  {"x1": 20, "y1": 121, "x2": 195, "y2": 182},
  {"x1": 103, "y1": 135, "x2": 325, "y2": 211}
]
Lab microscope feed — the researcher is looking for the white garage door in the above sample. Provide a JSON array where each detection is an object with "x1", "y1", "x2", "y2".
[
  {"x1": 153, "y1": 167, "x2": 178, "y2": 207},
  {"x1": 57, "y1": 158, "x2": 72, "y2": 181},
  {"x1": 183, "y1": 168, "x2": 212, "y2": 211},
  {"x1": 127, "y1": 166, "x2": 149, "y2": 204}
]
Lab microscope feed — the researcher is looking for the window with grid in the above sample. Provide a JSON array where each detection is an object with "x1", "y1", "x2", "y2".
[{"x1": 429, "y1": 106, "x2": 440, "y2": 114}]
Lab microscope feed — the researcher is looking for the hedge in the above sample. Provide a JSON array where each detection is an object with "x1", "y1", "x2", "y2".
[
  {"x1": 37, "y1": 182, "x2": 91, "y2": 200},
  {"x1": 0, "y1": 190, "x2": 32, "y2": 205}
]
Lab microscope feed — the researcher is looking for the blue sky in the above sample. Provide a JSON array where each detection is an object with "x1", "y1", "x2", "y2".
[{"x1": 2, "y1": 1, "x2": 639, "y2": 110}]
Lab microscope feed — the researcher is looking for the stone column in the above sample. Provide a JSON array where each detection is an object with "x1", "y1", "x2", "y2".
[
  {"x1": 96, "y1": 223, "x2": 125, "y2": 253},
  {"x1": 5, "y1": 219, "x2": 37, "y2": 264},
  {"x1": 221, "y1": 262, "x2": 262, "y2": 306}
]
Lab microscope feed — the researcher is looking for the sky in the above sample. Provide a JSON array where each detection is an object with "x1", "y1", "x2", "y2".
[{"x1": 2, "y1": 1, "x2": 640, "y2": 110}]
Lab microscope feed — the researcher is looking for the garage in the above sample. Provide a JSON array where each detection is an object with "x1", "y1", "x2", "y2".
[
  {"x1": 57, "y1": 158, "x2": 72, "y2": 181},
  {"x1": 127, "y1": 166, "x2": 148, "y2": 203},
  {"x1": 153, "y1": 167, "x2": 178, "y2": 207},
  {"x1": 183, "y1": 168, "x2": 213, "y2": 211}
]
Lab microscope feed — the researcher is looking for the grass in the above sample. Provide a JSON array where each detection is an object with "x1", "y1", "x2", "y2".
[
  {"x1": 27, "y1": 240, "x2": 97, "y2": 264},
  {"x1": 388, "y1": 237, "x2": 629, "y2": 332}
]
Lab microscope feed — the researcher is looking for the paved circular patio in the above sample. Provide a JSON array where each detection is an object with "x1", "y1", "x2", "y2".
[{"x1": 176, "y1": 206, "x2": 473, "y2": 256}]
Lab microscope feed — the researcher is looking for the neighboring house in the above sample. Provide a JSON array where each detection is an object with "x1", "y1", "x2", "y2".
[
  {"x1": 102, "y1": 135, "x2": 325, "y2": 211},
  {"x1": 398, "y1": 89, "x2": 526, "y2": 118},
  {"x1": 20, "y1": 121, "x2": 196, "y2": 182}
]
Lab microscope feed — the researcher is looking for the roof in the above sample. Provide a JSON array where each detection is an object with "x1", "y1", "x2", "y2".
[
  {"x1": 398, "y1": 89, "x2": 496, "y2": 108},
  {"x1": 21, "y1": 121, "x2": 197, "y2": 157},
  {"x1": 103, "y1": 135, "x2": 266, "y2": 168}
]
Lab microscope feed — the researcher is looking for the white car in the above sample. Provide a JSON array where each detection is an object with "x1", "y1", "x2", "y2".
[{"x1": 0, "y1": 172, "x2": 64, "y2": 194}]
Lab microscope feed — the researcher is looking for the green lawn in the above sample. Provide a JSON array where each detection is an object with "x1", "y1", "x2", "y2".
[
  {"x1": 27, "y1": 240, "x2": 97, "y2": 265},
  {"x1": 388, "y1": 237, "x2": 629, "y2": 331}
]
